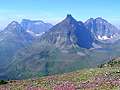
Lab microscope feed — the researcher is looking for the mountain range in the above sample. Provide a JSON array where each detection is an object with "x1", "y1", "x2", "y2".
[{"x1": 0, "y1": 14, "x2": 120, "y2": 80}]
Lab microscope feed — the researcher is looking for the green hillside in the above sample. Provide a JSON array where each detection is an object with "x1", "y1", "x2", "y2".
[{"x1": 0, "y1": 57, "x2": 120, "y2": 90}]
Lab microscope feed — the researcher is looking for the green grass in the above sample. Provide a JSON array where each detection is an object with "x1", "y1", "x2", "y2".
[
  {"x1": 0, "y1": 57, "x2": 120, "y2": 90},
  {"x1": 0, "y1": 67, "x2": 120, "y2": 90}
]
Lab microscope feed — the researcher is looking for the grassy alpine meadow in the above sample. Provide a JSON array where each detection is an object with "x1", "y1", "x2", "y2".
[{"x1": 0, "y1": 67, "x2": 120, "y2": 90}]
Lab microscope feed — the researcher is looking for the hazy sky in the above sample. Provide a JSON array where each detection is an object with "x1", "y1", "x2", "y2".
[{"x1": 0, "y1": 0, "x2": 120, "y2": 29}]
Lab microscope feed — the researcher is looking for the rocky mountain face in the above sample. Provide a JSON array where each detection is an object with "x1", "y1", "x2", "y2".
[
  {"x1": 39, "y1": 14, "x2": 94, "y2": 49},
  {"x1": 0, "y1": 19, "x2": 53, "y2": 68},
  {"x1": 0, "y1": 15, "x2": 120, "y2": 80},
  {"x1": 3, "y1": 15, "x2": 94, "y2": 79},
  {"x1": 0, "y1": 21, "x2": 33, "y2": 67},
  {"x1": 21, "y1": 19, "x2": 53, "y2": 36},
  {"x1": 85, "y1": 17, "x2": 120, "y2": 43}
]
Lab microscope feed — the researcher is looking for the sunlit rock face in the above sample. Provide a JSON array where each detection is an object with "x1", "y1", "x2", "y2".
[
  {"x1": 85, "y1": 17, "x2": 120, "y2": 43},
  {"x1": 39, "y1": 14, "x2": 94, "y2": 49}
]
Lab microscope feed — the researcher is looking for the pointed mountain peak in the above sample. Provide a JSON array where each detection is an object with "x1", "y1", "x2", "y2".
[
  {"x1": 66, "y1": 14, "x2": 75, "y2": 20},
  {"x1": 66, "y1": 14, "x2": 72, "y2": 18},
  {"x1": 4, "y1": 21, "x2": 24, "y2": 33},
  {"x1": 63, "y1": 14, "x2": 77, "y2": 25},
  {"x1": 9, "y1": 21, "x2": 19, "y2": 26},
  {"x1": 6, "y1": 21, "x2": 21, "y2": 29}
]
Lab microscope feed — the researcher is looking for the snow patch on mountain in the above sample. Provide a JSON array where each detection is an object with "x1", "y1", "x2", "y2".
[
  {"x1": 98, "y1": 35, "x2": 113, "y2": 40},
  {"x1": 35, "y1": 32, "x2": 45, "y2": 36},
  {"x1": 26, "y1": 30, "x2": 45, "y2": 37}
]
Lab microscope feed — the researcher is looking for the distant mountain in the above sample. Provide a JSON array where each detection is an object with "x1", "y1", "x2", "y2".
[
  {"x1": 1, "y1": 15, "x2": 120, "y2": 80},
  {"x1": 3, "y1": 15, "x2": 94, "y2": 79},
  {"x1": 85, "y1": 17, "x2": 120, "y2": 43},
  {"x1": 5, "y1": 15, "x2": 120, "y2": 80},
  {"x1": 21, "y1": 19, "x2": 53, "y2": 36},
  {"x1": 0, "y1": 21, "x2": 33, "y2": 67},
  {"x1": 39, "y1": 14, "x2": 94, "y2": 49}
]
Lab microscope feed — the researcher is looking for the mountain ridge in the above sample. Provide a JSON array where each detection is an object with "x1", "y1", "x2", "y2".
[
  {"x1": 85, "y1": 17, "x2": 120, "y2": 43},
  {"x1": 39, "y1": 14, "x2": 94, "y2": 49},
  {"x1": 21, "y1": 19, "x2": 53, "y2": 34},
  {"x1": 0, "y1": 14, "x2": 120, "y2": 80}
]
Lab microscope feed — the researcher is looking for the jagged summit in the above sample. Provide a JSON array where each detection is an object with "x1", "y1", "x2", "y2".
[
  {"x1": 85, "y1": 17, "x2": 120, "y2": 42},
  {"x1": 66, "y1": 14, "x2": 75, "y2": 20},
  {"x1": 40, "y1": 14, "x2": 94, "y2": 49},
  {"x1": 63, "y1": 14, "x2": 77, "y2": 24},
  {"x1": 66, "y1": 14, "x2": 73, "y2": 18}
]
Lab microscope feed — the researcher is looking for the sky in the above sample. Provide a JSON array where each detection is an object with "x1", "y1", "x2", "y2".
[{"x1": 0, "y1": 0, "x2": 120, "y2": 29}]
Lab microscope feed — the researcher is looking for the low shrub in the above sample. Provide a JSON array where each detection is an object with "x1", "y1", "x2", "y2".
[{"x1": 0, "y1": 80, "x2": 8, "y2": 85}]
